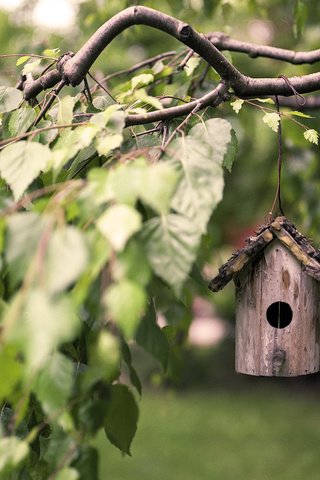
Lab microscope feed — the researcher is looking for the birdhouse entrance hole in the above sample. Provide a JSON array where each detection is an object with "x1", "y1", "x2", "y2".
[{"x1": 266, "y1": 301, "x2": 292, "y2": 329}]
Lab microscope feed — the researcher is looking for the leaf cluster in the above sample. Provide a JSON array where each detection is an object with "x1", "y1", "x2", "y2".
[{"x1": 0, "y1": 52, "x2": 236, "y2": 478}]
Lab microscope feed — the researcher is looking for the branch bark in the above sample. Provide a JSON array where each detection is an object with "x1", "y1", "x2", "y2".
[
  {"x1": 125, "y1": 82, "x2": 227, "y2": 126},
  {"x1": 208, "y1": 32, "x2": 320, "y2": 64},
  {"x1": 20, "y1": 6, "x2": 320, "y2": 123}
]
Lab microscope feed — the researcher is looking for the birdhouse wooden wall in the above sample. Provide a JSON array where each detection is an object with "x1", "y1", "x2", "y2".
[{"x1": 234, "y1": 240, "x2": 320, "y2": 376}]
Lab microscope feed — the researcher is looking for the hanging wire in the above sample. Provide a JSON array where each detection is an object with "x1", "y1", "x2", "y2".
[
  {"x1": 278, "y1": 74, "x2": 306, "y2": 106},
  {"x1": 269, "y1": 95, "x2": 285, "y2": 220},
  {"x1": 268, "y1": 76, "x2": 306, "y2": 221}
]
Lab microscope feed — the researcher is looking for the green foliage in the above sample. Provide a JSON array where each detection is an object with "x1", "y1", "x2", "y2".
[
  {"x1": 0, "y1": 437, "x2": 29, "y2": 476},
  {"x1": 262, "y1": 112, "x2": 280, "y2": 132},
  {"x1": 0, "y1": 141, "x2": 51, "y2": 199},
  {"x1": 303, "y1": 128, "x2": 319, "y2": 145},
  {"x1": 0, "y1": 65, "x2": 236, "y2": 475},
  {"x1": 0, "y1": 87, "x2": 23, "y2": 114},
  {"x1": 32, "y1": 352, "x2": 74, "y2": 415},
  {"x1": 166, "y1": 118, "x2": 232, "y2": 233},
  {"x1": 1, "y1": 0, "x2": 319, "y2": 477},
  {"x1": 104, "y1": 384, "x2": 139, "y2": 455}
]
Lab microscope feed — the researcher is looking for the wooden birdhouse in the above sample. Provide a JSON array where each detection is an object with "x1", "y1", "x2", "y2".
[{"x1": 209, "y1": 216, "x2": 320, "y2": 377}]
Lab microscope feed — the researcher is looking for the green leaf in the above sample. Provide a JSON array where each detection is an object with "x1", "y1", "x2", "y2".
[
  {"x1": 131, "y1": 73, "x2": 154, "y2": 91},
  {"x1": 92, "y1": 95, "x2": 116, "y2": 111},
  {"x1": 0, "y1": 141, "x2": 52, "y2": 200},
  {"x1": 43, "y1": 426, "x2": 77, "y2": 471},
  {"x1": 16, "y1": 55, "x2": 30, "y2": 66},
  {"x1": 55, "y1": 468, "x2": 79, "y2": 480},
  {"x1": 0, "y1": 437, "x2": 29, "y2": 474},
  {"x1": 90, "y1": 105, "x2": 124, "y2": 130},
  {"x1": 139, "y1": 162, "x2": 179, "y2": 214},
  {"x1": 8, "y1": 107, "x2": 36, "y2": 136},
  {"x1": 106, "y1": 159, "x2": 146, "y2": 206},
  {"x1": 262, "y1": 112, "x2": 280, "y2": 132},
  {"x1": 5, "y1": 212, "x2": 50, "y2": 288},
  {"x1": 57, "y1": 95, "x2": 75, "y2": 125},
  {"x1": 83, "y1": 331, "x2": 120, "y2": 389},
  {"x1": 104, "y1": 280, "x2": 147, "y2": 338},
  {"x1": 6, "y1": 289, "x2": 79, "y2": 371},
  {"x1": 140, "y1": 214, "x2": 199, "y2": 290},
  {"x1": 166, "y1": 118, "x2": 232, "y2": 233},
  {"x1": 121, "y1": 341, "x2": 142, "y2": 395},
  {"x1": 285, "y1": 110, "x2": 313, "y2": 119},
  {"x1": 74, "y1": 390, "x2": 109, "y2": 435},
  {"x1": 43, "y1": 48, "x2": 61, "y2": 58},
  {"x1": 253, "y1": 98, "x2": 274, "y2": 104},
  {"x1": 0, "y1": 345, "x2": 23, "y2": 402},
  {"x1": 133, "y1": 89, "x2": 163, "y2": 110},
  {"x1": 96, "y1": 132, "x2": 123, "y2": 156},
  {"x1": 97, "y1": 204, "x2": 142, "y2": 251},
  {"x1": 46, "y1": 226, "x2": 88, "y2": 295},
  {"x1": 52, "y1": 125, "x2": 99, "y2": 172},
  {"x1": 136, "y1": 302, "x2": 169, "y2": 369},
  {"x1": 32, "y1": 352, "x2": 74, "y2": 415},
  {"x1": 230, "y1": 98, "x2": 244, "y2": 113},
  {"x1": 91, "y1": 106, "x2": 125, "y2": 156},
  {"x1": 0, "y1": 86, "x2": 23, "y2": 114},
  {"x1": 223, "y1": 129, "x2": 238, "y2": 172},
  {"x1": 22, "y1": 58, "x2": 41, "y2": 75},
  {"x1": 113, "y1": 240, "x2": 151, "y2": 286},
  {"x1": 185, "y1": 56, "x2": 200, "y2": 77},
  {"x1": 71, "y1": 446, "x2": 98, "y2": 480},
  {"x1": 303, "y1": 129, "x2": 319, "y2": 145},
  {"x1": 72, "y1": 230, "x2": 111, "y2": 306},
  {"x1": 104, "y1": 384, "x2": 138, "y2": 455}
]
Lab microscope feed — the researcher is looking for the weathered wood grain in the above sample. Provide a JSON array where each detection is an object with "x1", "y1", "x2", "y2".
[{"x1": 235, "y1": 240, "x2": 320, "y2": 376}]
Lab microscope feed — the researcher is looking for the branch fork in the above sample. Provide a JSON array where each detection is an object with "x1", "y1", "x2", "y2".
[{"x1": 18, "y1": 6, "x2": 320, "y2": 127}]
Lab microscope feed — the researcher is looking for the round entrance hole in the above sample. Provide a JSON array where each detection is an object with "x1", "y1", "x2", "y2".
[{"x1": 266, "y1": 301, "x2": 293, "y2": 329}]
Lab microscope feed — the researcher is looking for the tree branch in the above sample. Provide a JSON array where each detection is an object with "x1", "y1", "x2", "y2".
[
  {"x1": 62, "y1": 6, "x2": 243, "y2": 87},
  {"x1": 276, "y1": 95, "x2": 320, "y2": 110},
  {"x1": 124, "y1": 82, "x2": 227, "y2": 126},
  {"x1": 208, "y1": 32, "x2": 320, "y2": 64},
  {"x1": 21, "y1": 6, "x2": 320, "y2": 119}
]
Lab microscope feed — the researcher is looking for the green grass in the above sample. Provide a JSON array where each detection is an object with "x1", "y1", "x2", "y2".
[{"x1": 95, "y1": 388, "x2": 320, "y2": 480}]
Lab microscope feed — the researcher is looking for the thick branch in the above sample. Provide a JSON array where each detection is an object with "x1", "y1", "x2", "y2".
[
  {"x1": 276, "y1": 95, "x2": 320, "y2": 109},
  {"x1": 125, "y1": 82, "x2": 227, "y2": 126},
  {"x1": 22, "y1": 6, "x2": 320, "y2": 111},
  {"x1": 208, "y1": 32, "x2": 320, "y2": 64},
  {"x1": 237, "y1": 72, "x2": 320, "y2": 97},
  {"x1": 62, "y1": 6, "x2": 243, "y2": 87},
  {"x1": 73, "y1": 82, "x2": 228, "y2": 126}
]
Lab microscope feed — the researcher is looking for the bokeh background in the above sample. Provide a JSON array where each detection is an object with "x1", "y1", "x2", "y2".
[{"x1": 1, "y1": 1, "x2": 320, "y2": 478}]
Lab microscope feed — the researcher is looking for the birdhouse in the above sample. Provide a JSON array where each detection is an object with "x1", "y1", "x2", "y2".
[{"x1": 209, "y1": 216, "x2": 320, "y2": 377}]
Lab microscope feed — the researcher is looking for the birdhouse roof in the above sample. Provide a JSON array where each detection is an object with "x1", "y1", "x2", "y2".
[{"x1": 209, "y1": 216, "x2": 320, "y2": 292}]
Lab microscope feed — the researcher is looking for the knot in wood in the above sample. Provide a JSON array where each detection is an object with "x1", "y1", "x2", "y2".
[
  {"x1": 57, "y1": 51, "x2": 75, "y2": 85},
  {"x1": 179, "y1": 24, "x2": 192, "y2": 39}
]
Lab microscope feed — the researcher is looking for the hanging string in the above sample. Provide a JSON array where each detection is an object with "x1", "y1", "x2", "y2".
[
  {"x1": 269, "y1": 95, "x2": 285, "y2": 220},
  {"x1": 278, "y1": 75, "x2": 306, "y2": 106}
]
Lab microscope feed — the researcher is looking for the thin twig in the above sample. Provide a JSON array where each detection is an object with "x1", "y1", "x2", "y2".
[
  {"x1": 178, "y1": 49, "x2": 195, "y2": 70},
  {"x1": 33, "y1": 80, "x2": 66, "y2": 127},
  {"x1": 0, "y1": 121, "x2": 88, "y2": 149},
  {"x1": 87, "y1": 71, "x2": 117, "y2": 102},
  {"x1": 96, "y1": 50, "x2": 176, "y2": 85},
  {"x1": 0, "y1": 53, "x2": 57, "y2": 61},
  {"x1": 83, "y1": 75, "x2": 93, "y2": 104},
  {"x1": 132, "y1": 126, "x2": 162, "y2": 138},
  {"x1": 0, "y1": 180, "x2": 85, "y2": 216},
  {"x1": 162, "y1": 102, "x2": 202, "y2": 151}
]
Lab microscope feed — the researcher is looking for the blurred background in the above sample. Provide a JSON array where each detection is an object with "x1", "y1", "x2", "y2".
[{"x1": 1, "y1": 1, "x2": 320, "y2": 478}]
